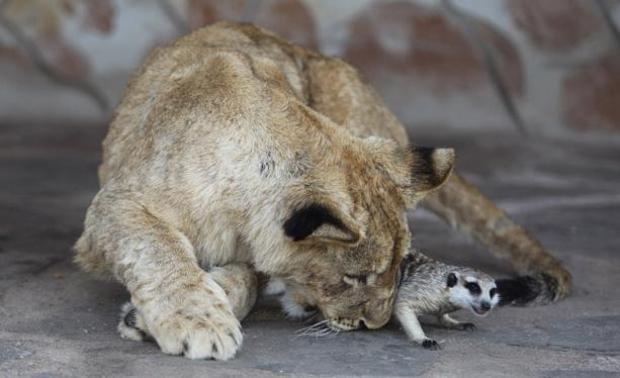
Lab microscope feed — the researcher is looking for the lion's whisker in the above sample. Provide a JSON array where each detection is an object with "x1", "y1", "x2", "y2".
[
  {"x1": 294, "y1": 319, "x2": 331, "y2": 338},
  {"x1": 294, "y1": 318, "x2": 342, "y2": 338},
  {"x1": 295, "y1": 319, "x2": 328, "y2": 334}
]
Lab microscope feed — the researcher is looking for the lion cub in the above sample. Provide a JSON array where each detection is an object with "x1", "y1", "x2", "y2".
[{"x1": 74, "y1": 21, "x2": 569, "y2": 361}]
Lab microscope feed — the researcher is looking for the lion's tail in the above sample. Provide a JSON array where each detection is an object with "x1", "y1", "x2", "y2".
[{"x1": 421, "y1": 173, "x2": 571, "y2": 305}]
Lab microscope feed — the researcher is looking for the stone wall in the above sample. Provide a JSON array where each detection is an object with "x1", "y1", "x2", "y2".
[{"x1": 1, "y1": 0, "x2": 619, "y2": 135}]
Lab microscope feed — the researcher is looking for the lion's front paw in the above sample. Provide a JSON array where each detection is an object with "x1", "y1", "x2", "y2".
[
  {"x1": 157, "y1": 311, "x2": 242, "y2": 360},
  {"x1": 145, "y1": 276, "x2": 243, "y2": 360}
]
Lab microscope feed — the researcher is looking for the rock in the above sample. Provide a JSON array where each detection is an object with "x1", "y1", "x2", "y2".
[
  {"x1": 562, "y1": 53, "x2": 620, "y2": 131},
  {"x1": 342, "y1": 1, "x2": 522, "y2": 95},
  {"x1": 508, "y1": 0, "x2": 602, "y2": 51},
  {"x1": 184, "y1": 0, "x2": 318, "y2": 49}
]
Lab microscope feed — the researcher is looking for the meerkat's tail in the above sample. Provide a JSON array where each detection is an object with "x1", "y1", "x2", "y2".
[{"x1": 421, "y1": 173, "x2": 571, "y2": 305}]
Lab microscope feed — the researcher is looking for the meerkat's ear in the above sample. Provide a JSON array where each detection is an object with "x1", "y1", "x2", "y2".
[
  {"x1": 447, "y1": 272, "x2": 458, "y2": 288},
  {"x1": 409, "y1": 147, "x2": 455, "y2": 197},
  {"x1": 283, "y1": 203, "x2": 361, "y2": 245}
]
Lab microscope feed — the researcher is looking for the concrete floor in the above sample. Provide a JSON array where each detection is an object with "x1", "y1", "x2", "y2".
[{"x1": 1, "y1": 123, "x2": 619, "y2": 377}]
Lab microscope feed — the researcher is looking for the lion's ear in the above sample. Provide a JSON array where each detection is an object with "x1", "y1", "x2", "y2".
[
  {"x1": 283, "y1": 204, "x2": 361, "y2": 245},
  {"x1": 409, "y1": 146, "x2": 455, "y2": 197}
]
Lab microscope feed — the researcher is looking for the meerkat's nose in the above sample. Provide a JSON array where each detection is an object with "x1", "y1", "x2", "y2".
[{"x1": 480, "y1": 301, "x2": 491, "y2": 311}]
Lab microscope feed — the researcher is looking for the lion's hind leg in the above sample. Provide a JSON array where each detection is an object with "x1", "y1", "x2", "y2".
[
  {"x1": 118, "y1": 301, "x2": 152, "y2": 342},
  {"x1": 207, "y1": 263, "x2": 258, "y2": 321}
]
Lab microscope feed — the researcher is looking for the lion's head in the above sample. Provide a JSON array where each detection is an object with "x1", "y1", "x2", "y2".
[{"x1": 276, "y1": 139, "x2": 455, "y2": 331}]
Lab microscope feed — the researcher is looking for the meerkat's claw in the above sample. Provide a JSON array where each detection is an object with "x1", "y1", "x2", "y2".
[
  {"x1": 457, "y1": 322, "x2": 476, "y2": 331},
  {"x1": 422, "y1": 339, "x2": 441, "y2": 350}
]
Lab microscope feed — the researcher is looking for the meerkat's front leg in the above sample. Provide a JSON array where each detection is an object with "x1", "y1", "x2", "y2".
[
  {"x1": 394, "y1": 304, "x2": 440, "y2": 350},
  {"x1": 75, "y1": 193, "x2": 243, "y2": 360},
  {"x1": 438, "y1": 313, "x2": 476, "y2": 331}
]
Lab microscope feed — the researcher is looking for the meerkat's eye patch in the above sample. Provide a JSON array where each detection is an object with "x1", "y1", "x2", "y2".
[
  {"x1": 283, "y1": 203, "x2": 360, "y2": 244},
  {"x1": 489, "y1": 288, "x2": 497, "y2": 298},
  {"x1": 465, "y1": 281, "x2": 482, "y2": 295},
  {"x1": 447, "y1": 273, "x2": 458, "y2": 288}
]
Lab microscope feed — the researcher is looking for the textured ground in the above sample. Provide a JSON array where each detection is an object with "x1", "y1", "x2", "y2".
[{"x1": 1, "y1": 123, "x2": 619, "y2": 377}]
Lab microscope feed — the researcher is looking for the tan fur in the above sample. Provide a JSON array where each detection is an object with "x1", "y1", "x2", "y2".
[
  {"x1": 117, "y1": 262, "x2": 256, "y2": 350},
  {"x1": 74, "y1": 21, "x2": 570, "y2": 360}
]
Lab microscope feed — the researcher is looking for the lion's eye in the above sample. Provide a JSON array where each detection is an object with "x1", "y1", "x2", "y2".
[
  {"x1": 344, "y1": 274, "x2": 367, "y2": 286},
  {"x1": 343, "y1": 273, "x2": 378, "y2": 286}
]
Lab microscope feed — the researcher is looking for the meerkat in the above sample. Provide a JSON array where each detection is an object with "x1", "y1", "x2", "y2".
[
  {"x1": 266, "y1": 250, "x2": 498, "y2": 347},
  {"x1": 394, "y1": 251, "x2": 499, "y2": 350}
]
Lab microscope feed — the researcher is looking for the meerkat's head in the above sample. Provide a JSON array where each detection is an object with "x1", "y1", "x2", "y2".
[
  {"x1": 271, "y1": 132, "x2": 455, "y2": 332},
  {"x1": 446, "y1": 269, "x2": 499, "y2": 316}
]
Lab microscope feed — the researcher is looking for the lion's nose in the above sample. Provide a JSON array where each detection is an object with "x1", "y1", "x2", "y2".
[
  {"x1": 361, "y1": 309, "x2": 391, "y2": 329},
  {"x1": 362, "y1": 298, "x2": 394, "y2": 329},
  {"x1": 361, "y1": 316, "x2": 389, "y2": 330}
]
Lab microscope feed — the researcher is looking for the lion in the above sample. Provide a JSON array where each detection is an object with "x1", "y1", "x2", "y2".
[{"x1": 74, "y1": 21, "x2": 571, "y2": 360}]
